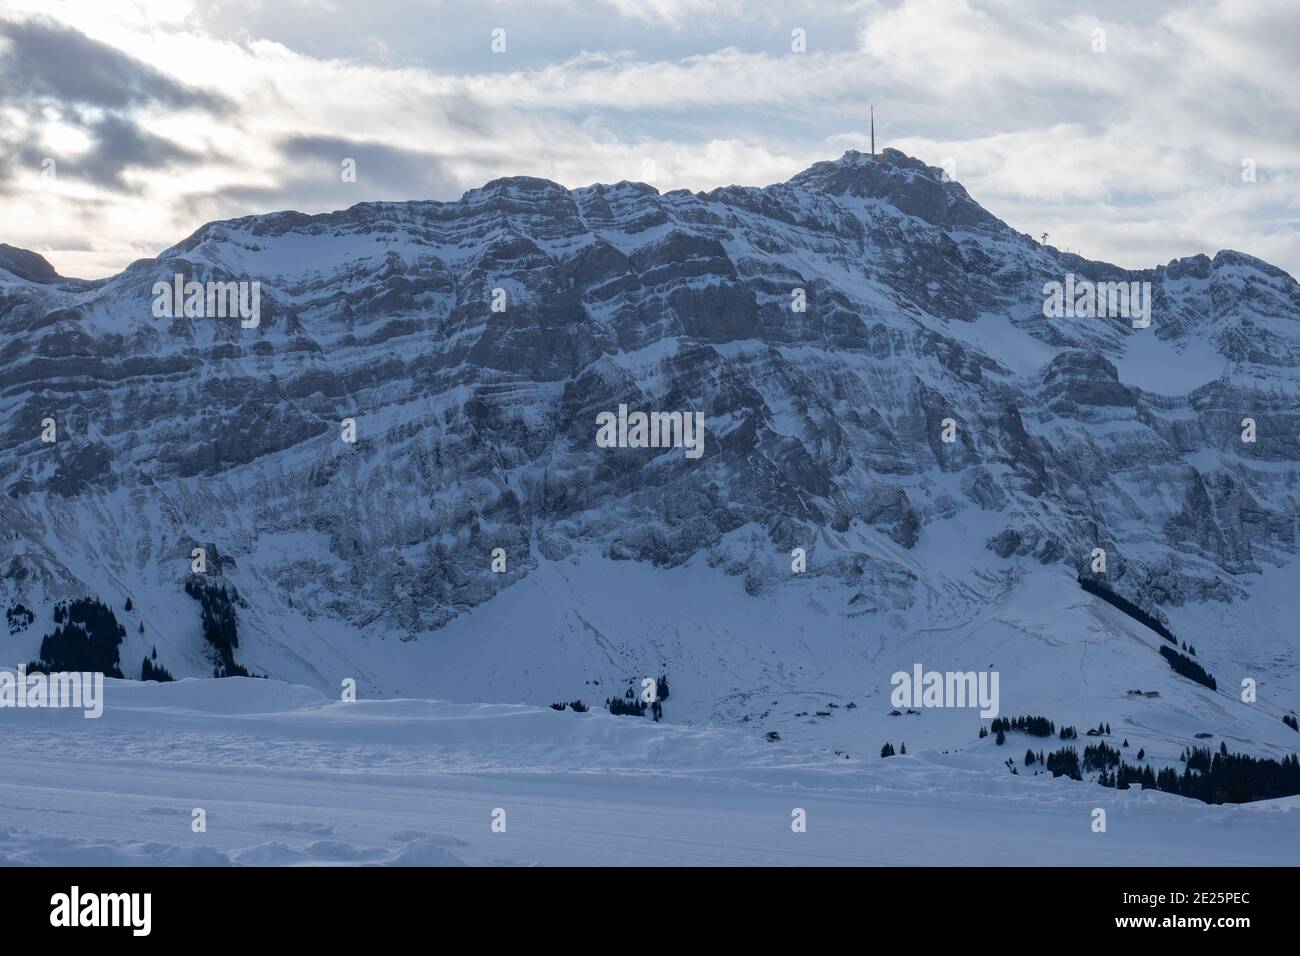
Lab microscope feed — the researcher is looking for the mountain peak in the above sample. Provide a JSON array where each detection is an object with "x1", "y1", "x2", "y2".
[
  {"x1": 834, "y1": 146, "x2": 914, "y2": 166},
  {"x1": 464, "y1": 175, "x2": 571, "y2": 202},
  {"x1": 786, "y1": 147, "x2": 997, "y2": 230},
  {"x1": 0, "y1": 243, "x2": 62, "y2": 284}
]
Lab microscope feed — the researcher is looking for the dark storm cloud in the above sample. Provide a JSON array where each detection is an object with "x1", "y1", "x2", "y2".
[
  {"x1": 0, "y1": 17, "x2": 224, "y2": 194},
  {"x1": 0, "y1": 111, "x2": 205, "y2": 195},
  {"x1": 280, "y1": 136, "x2": 463, "y2": 199},
  {"x1": 67, "y1": 113, "x2": 203, "y2": 192},
  {"x1": 183, "y1": 135, "x2": 464, "y2": 217},
  {"x1": 0, "y1": 17, "x2": 228, "y2": 113}
]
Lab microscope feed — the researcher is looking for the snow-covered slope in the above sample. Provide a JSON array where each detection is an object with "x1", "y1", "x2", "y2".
[{"x1": 1, "y1": 676, "x2": 1296, "y2": 866}]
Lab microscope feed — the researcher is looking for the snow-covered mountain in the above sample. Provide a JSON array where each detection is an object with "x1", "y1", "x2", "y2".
[{"x1": 3, "y1": 148, "x2": 1299, "y2": 780}]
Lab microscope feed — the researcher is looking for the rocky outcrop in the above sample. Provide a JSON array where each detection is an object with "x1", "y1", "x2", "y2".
[{"x1": 1, "y1": 149, "x2": 1297, "y2": 675}]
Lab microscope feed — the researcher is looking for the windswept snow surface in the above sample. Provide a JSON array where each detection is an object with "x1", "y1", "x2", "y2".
[{"x1": 0, "y1": 676, "x2": 1296, "y2": 867}]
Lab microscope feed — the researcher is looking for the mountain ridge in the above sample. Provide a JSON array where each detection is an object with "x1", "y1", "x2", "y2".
[
  {"x1": 7, "y1": 148, "x2": 1292, "y2": 289},
  {"x1": 2, "y1": 150, "x2": 1298, "y2": 767}
]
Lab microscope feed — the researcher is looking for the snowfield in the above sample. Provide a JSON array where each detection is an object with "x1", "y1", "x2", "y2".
[{"x1": 1, "y1": 675, "x2": 1297, "y2": 867}]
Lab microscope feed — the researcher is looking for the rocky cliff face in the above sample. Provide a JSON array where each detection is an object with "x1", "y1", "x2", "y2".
[{"x1": 2, "y1": 148, "x2": 1298, "y2": 687}]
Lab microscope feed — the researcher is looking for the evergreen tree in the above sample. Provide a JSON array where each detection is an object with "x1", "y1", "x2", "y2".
[
  {"x1": 185, "y1": 578, "x2": 248, "y2": 678},
  {"x1": 606, "y1": 697, "x2": 646, "y2": 717},
  {"x1": 900, "y1": 742, "x2": 906, "y2": 755},
  {"x1": 34, "y1": 597, "x2": 126, "y2": 678},
  {"x1": 655, "y1": 674, "x2": 670, "y2": 701},
  {"x1": 1159, "y1": 645, "x2": 1216, "y2": 690},
  {"x1": 1077, "y1": 575, "x2": 1178, "y2": 644},
  {"x1": 880, "y1": 742, "x2": 895, "y2": 758},
  {"x1": 1045, "y1": 747, "x2": 1082, "y2": 780},
  {"x1": 140, "y1": 657, "x2": 174, "y2": 682}
]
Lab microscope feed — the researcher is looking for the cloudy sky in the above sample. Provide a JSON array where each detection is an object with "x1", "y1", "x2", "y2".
[{"x1": 1, "y1": 0, "x2": 1296, "y2": 279}]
